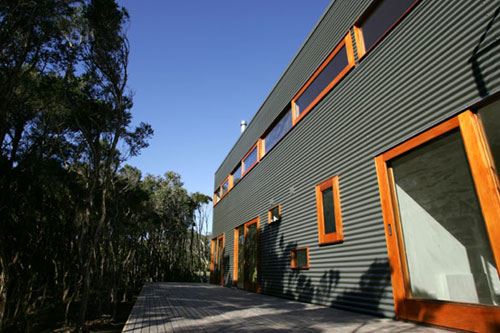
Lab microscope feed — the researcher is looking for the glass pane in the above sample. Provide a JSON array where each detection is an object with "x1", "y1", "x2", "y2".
[
  {"x1": 264, "y1": 109, "x2": 292, "y2": 153},
  {"x1": 321, "y1": 187, "x2": 336, "y2": 234},
  {"x1": 217, "y1": 238, "x2": 224, "y2": 283},
  {"x1": 295, "y1": 45, "x2": 348, "y2": 117},
  {"x1": 478, "y1": 99, "x2": 500, "y2": 180},
  {"x1": 391, "y1": 129, "x2": 500, "y2": 305},
  {"x1": 270, "y1": 206, "x2": 280, "y2": 223},
  {"x1": 296, "y1": 249, "x2": 308, "y2": 268},
  {"x1": 233, "y1": 164, "x2": 242, "y2": 186},
  {"x1": 360, "y1": 0, "x2": 415, "y2": 52},
  {"x1": 221, "y1": 179, "x2": 229, "y2": 195},
  {"x1": 237, "y1": 226, "x2": 245, "y2": 289},
  {"x1": 245, "y1": 223, "x2": 258, "y2": 292},
  {"x1": 243, "y1": 147, "x2": 257, "y2": 173}
]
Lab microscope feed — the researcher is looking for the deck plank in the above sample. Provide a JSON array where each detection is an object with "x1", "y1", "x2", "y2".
[{"x1": 123, "y1": 283, "x2": 451, "y2": 332}]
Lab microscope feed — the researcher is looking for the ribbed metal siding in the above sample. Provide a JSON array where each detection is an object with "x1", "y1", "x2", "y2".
[
  {"x1": 214, "y1": 0, "x2": 373, "y2": 189},
  {"x1": 213, "y1": 0, "x2": 500, "y2": 317}
]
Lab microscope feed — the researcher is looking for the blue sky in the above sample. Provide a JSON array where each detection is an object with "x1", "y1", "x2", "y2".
[{"x1": 118, "y1": 0, "x2": 331, "y2": 225}]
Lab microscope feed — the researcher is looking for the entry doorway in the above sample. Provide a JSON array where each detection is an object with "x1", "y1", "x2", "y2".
[
  {"x1": 211, "y1": 234, "x2": 224, "y2": 285},
  {"x1": 233, "y1": 217, "x2": 259, "y2": 292}
]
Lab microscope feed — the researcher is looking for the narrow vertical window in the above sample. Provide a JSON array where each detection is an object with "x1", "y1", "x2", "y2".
[
  {"x1": 291, "y1": 247, "x2": 309, "y2": 269},
  {"x1": 354, "y1": 0, "x2": 418, "y2": 59},
  {"x1": 315, "y1": 175, "x2": 344, "y2": 245}
]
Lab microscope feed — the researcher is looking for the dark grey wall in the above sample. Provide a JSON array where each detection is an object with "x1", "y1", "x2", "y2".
[{"x1": 212, "y1": 0, "x2": 500, "y2": 317}]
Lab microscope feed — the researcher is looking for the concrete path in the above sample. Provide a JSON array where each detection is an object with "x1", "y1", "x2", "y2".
[{"x1": 123, "y1": 282, "x2": 451, "y2": 332}]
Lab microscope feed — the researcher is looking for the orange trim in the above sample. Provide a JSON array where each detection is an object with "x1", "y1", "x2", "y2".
[
  {"x1": 315, "y1": 175, "x2": 344, "y2": 245},
  {"x1": 354, "y1": 0, "x2": 420, "y2": 61},
  {"x1": 210, "y1": 239, "x2": 215, "y2": 283},
  {"x1": 233, "y1": 228, "x2": 238, "y2": 286},
  {"x1": 291, "y1": 247, "x2": 309, "y2": 270},
  {"x1": 375, "y1": 112, "x2": 500, "y2": 332},
  {"x1": 219, "y1": 176, "x2": 231, "y2": 199},
  {"x1": 233, "y1": 217, "x2": 260, "y2": 293},
  {"x1": 292, "y1": 32, "x2": 355, "y2": 126},
  {"x1": 459, "y1": 111, "x2": 500, "y2": 273},
  {"x1": 381, "y1": 117, "x2": 459, "y2": 162},
  {"x1": 268, "y1": 204, "x2": 281, "y2": 224},
  {"x1": 241, "y1": 142, "x2": 259, "y2": 177},
  {"x1": 211, "y1": 234, "x2": 225, "y2": 286}
]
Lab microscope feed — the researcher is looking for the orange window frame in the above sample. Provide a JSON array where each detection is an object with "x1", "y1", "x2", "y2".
[
  {"x1": 315, "y1": 175, "x2": 344, "y2": 245},
  {"x1": 210, "y1": 234, "x2": 225, "y2": 286},
  {"x1": 233, "y1": 217, "x2": 260, "y2": 292},
  {"x1": 291, "y1": 247, "x2": 309, "y2": 270},
  {"x1": 353, "y1": 0, "x2": 420, "y2": 60},
  {"x1": 219, "y1": 175, "x2": 233, "y2": 199},
  {"x1": 374, "y1": 110, "x2": 500, "y2": 332},
  {"x1": 241, "y1": 141, "x2": 261, "y2": 177},
  {"x1": 268, "y1": 204, "x2": 281, "y2": 224},
  {"x1": 292, "y1": 32, "x2": 355, "y2": 126}
]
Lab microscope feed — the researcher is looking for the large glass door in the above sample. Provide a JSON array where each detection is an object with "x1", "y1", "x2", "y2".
[
  {"x1": 234, "y1": 217, "x2": 260, "y2": 292},
  {"x1": 375, "y1": 106, "x2": 500, "y2": 332}
]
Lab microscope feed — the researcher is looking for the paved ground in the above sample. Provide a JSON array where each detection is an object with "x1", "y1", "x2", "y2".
[{"x1": 123, "y1": 282, "x2": 451, "y2": 332}]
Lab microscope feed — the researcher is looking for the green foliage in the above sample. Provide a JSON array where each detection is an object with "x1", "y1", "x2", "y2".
[{"x1": 0, "y1": 0, "x2": 211, "y2": 331}]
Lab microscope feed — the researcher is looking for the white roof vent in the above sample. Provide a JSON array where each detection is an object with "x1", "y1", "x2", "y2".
[{"x1": 240, "y1": 120, "x2": 247, "y2": 134}]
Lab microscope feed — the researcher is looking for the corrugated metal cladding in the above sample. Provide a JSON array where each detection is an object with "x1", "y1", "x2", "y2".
[{"x1": 212, "y1": 0, "x2": 500, "y2": 318}]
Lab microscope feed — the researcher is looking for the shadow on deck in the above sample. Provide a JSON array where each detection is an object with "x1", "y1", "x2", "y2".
[{"x1": 122, "y1": 282, "x2": 449, "y2": 332}]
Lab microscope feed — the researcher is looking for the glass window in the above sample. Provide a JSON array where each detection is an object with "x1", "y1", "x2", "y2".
[
  {"x1": 291, "y1": 248, "x2": 309, "y2": 269},
  {"x1": 232, "y1": 164, "x2": 242, "y2": 186},
  {"x1": 221, "y1": 178, "x2": 229, "y2": 196},
  {"x1": 214, "y1": 191, "x2": 220, "y2": 204},
  {"x1": 389, "y1": 129, "x2": 499, "y2": 305},
  {"x1": 355, "y1": 0, "x2": 417, "y2": 58},
  {"x1": 295, "y1": 46, "x2": 348, "y2": 119},
  {"x1": 263, "y1": 109, "x2": 292, "y2": 155},
  {"x1": 315, "y1": 175, "x2": 343, "y2": 245},
  {"x1": 242, "y1": 144, "x2": 258, "y2": 175},
  {"x1": 478, "y1": 99, "x2": 500, "y2": 181},
  {"x1": 321, "y1": 187, "x2": 336, "y2": 234},
  {"x1": 293, "y1": 33, "x2": 354, "y2": 124},
  {"x1": 268, "y1": 204, "x2": 281, "y2": 224}
]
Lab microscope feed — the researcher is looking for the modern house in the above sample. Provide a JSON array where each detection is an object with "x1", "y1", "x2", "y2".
[{"x1": 210, "y1": 1, "x2": 500, "y2": 331}]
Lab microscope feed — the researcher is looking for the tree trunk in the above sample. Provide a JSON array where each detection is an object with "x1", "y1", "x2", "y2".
[{"x1": 0, "y1": 257, "x2": 7, "y2": 329}]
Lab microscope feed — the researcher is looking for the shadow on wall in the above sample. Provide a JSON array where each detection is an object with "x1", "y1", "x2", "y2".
[
  {"x1": 223, "y1": 253, "x2": 230, "y2": 286},
  {"x1": 256, "y1": 214, "x2": 393, "y2": 317},
  {"x1": 470, "y1": 4, "x2": 500, "y2": 98}
]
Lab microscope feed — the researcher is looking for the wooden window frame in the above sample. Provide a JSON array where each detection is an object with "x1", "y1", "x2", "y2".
[
  {"x1": 261, "y1": 107, "x2": 293, "y2": 158},
  {"x1": 353, "y1": 0, "x2": 420, "y2": 60},
  {"x1": 291, "y1": 247, "x2": 310, "y2": 270},
  {"x1": 315, "y1": 175, "x2": 344, "y2": 245},
  {"x1": 233, "y1": 217, "x2": 260, "y2": 293},
  {"x1": 268, "y1": 204, "x2": 281, "y2": 224},
  {"x1": 210, "y1": 234, "x2": 225, "y2": 286},
  {"x1": 374, "y1": 111, "x2": 500, "y2": 332},
  {"x1": 241, "y1": 141, "x2": 261, "y2": 177},
  {"x1": 213, "y1": 191, "x2": 220, "y2": 207},
  {"x1": 219, "y1": 175, "x2": 233, "y2": 199},
  {"x1": 291, "y1": 32, "x2": 355, "y2": 126}
]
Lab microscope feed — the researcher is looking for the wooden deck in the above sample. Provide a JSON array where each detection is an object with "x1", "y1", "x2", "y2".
[{"x1": 123, "y1": 283, "x2": 450, "y2": 332}]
